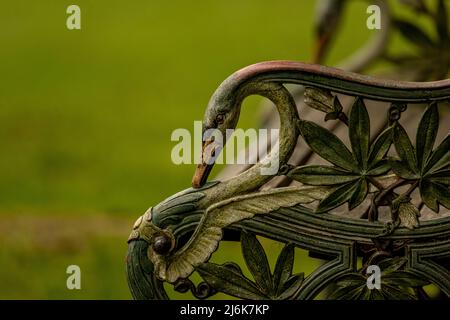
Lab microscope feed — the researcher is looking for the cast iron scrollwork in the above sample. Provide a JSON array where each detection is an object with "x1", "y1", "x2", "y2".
[{"x1": 126, "y1": 59, "x2": 450, "y2": 300}]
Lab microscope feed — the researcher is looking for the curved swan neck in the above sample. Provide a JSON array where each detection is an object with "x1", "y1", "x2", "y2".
[{"x1": 201, "y1": 81, "x2": 299, "y2": 206}]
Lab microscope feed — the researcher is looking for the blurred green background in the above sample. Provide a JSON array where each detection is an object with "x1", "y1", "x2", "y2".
[{"x1": 0, "y1": 1, "x2": 434, "y2": 299}]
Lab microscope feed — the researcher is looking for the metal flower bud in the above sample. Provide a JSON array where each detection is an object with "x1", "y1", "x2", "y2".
[
  {"x1": 392, "y1": 195, "x2": 420, "y2": 230},
  {"x1": 304, "y1": 87, "x2": 343, "y2": 120},
  {"x1": 398, "y1": 201, "x2": 420, "y2": 230},
  {"x1": 304, "y1": 87, "x2": 334, "y2": 112}
]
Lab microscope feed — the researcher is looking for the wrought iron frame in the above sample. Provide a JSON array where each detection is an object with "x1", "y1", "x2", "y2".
[{"x1": 126, "y1": 61, "x2": 450, "y2": 300}]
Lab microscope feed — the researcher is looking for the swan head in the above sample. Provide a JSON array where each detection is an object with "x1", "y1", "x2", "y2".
[{"x1": 192, "y1": 89, "x2": 241, "y2": 188}]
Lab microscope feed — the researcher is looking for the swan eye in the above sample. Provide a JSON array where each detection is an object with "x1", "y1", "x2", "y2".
[
  {"x1": 216, "y1": 113, "x2": 225, "y2": 124},
  {"x1": 152, "y1": 233, "x2": 173, "y2": 255}
]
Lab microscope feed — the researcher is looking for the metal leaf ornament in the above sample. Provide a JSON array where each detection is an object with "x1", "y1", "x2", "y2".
[
  {"x1": 288, "y1": 97, "x2": 393, "y2": 212},
  {"x1": 389, "y1": 103, "x2": 450, "y2": 212},
  {"x1": 197, "y1": 232, "x2": 304, "y2": 300},
  {"x1": 388, "y1": 0, "x2": 450, "y2": 80},
  {"x1": 328, "y1": 257, "x2": 430, "y2": 300}
]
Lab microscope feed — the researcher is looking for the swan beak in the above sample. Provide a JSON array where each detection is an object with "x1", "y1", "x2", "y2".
[{"x1": 192, "y1": 139, "x2": 218, "y2": 188}]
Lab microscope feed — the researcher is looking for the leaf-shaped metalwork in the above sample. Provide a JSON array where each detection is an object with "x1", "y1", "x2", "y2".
[
  {"x1": 198, "y1": 236, "x2": 304, "y2": 300},
  {"x1": 287, "y1": 165, "x2": 359, "y2": 185},
  {"x1": 328, "y1": 257, "x2": 429, "y2": 300},
  {"x1": 367, "y1": 160, "x2": 390, "y2": 176},
  {"x1": 420, "y1": 180, "x2": 450, "y2": 212},
  {"x1": 389, "y1": 1, "x2": 450, "y2": 80},
  {"x1": 295, "y1": 97, "x2": 396, "y2": 213},
  {"x1": 348, "y1": 178, "x2": 368, "y2": 210},
  {"x1": 424, "y1": 134, "x2": 450, "y2": 174},
  {"x1": 327, "y1": 274, "x2": 366, "y2": 300},
  {"x1": 416, "y1": 102, "x2": 439, "y2": 170},
  {"x1": 428, "y1": 169, "x2": 450, "y2": 186},
  {"x1": 393, "y1": 19, "x2": 434, "y2": 49},
  {"x1": 398, "y1": 0, "x2": 427, "y2": 13},
  {"x1": 299, "y1": 120, "x2": 358, "y2": 172},
  {"x1": 436, "y1": 0, "x2": 449, "y2": 43},
  {"x1": 197, "y1": 262, "x2": 268, "y2": 300},
  {"x1": 324, "y1": 98, "x2": 344, "y2": 122},
  {"x1": 379, "y1": 256, "x2": 407, "y2": 273},
  {"x1": 390, "y1": 103, "x2": 450, "y2": 213},
  {"x1": 382, "y1": 271, "x2": 429, "y2": 287},
  {"x1": 276, "y1": 273, "x2": 304, "y2": 300},
  {"x1": 349, "y1": 97, "x2": 370, "y2": 169},
  {"x1": 241, "y1": 232, "x2": 273, "y2": 294},
  {"x1": 317, "y1": 181, "x2": 359, "y2": 213},
  {"x1": 389, "y1": 159, "x2": 418, "y2": 180},
  {"x1": 379, "y1": 284, "x2": 417, "y2": 300},
  {"x1": 272, "y1": 243, "x2": 294, "y2": 296},
  {"x1": 367, "y1": 126, "x2": 394, "y2": 169},
  {"x1": 392, "y1": 124, "x2": 419, "y2": 176}
]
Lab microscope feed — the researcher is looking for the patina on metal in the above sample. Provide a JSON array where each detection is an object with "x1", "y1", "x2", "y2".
[
  {"x1": 126, "y1": 60, "x2": 450, "y2": 300},
  {"x1": 126, "y1": 0, "x2": 450, "y2": 300}
]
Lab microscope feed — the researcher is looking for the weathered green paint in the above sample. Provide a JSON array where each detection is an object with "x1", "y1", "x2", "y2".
[{"x1": 126, "y1": 60, "x2": 450, "y2": 300}]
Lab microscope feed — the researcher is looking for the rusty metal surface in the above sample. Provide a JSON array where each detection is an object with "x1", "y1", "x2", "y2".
[{"x1": 231, "y1": 61, "x2": 450, "y2": 102}]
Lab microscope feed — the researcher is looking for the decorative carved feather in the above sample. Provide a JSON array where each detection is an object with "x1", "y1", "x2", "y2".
[{"x1": 159, "y1": 186, "x2": 331, "y2": 283}]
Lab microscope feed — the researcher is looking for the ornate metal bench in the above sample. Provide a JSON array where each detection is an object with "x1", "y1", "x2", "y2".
[{"x1": 126, "y1": 61, "x2": 450, "y2": 300}]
